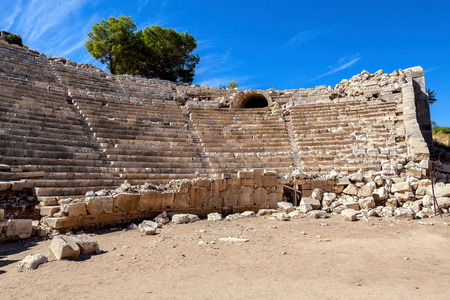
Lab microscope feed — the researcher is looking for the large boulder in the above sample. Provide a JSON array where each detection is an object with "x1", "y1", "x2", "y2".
[
  {"x1": 341, "y1": 209, "x2": 358, "y2": 221},
  {"x1": 277, "y1": 201, "x2": 294, "y2": 213},
  {"x1": 171, "y1": 214, "x2": 190, "y2": 224},
  {"x1": 322, "y1": 193, "x2": 336, "y2": 207},
  {"x1": 6, "y1": 219, "x2": 32, "y2": 239},
  {"x1": 300, "y1": 197, "x2": 321, "y2": 210},
  {"x1": 50, "y1": 235, "x2": 80, "y2": 260},
  {"x1": 138, "y1": 220, "x2": 158, "y2": 235},
  {"x1": 72, "y1": 234, "x2": 100, "y2": 255},
  {"x1": 394, "y1": 207, "x2": 416, "y2": 219}
]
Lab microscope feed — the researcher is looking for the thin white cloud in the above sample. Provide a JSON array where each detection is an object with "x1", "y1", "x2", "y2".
[
  {"x1": 0, "y1": 1, "x2": 23, "y2": 31},
  {"x1": 195, "y1": 48, "x2": 233, "y2": 76},
  {"x1": 305, "y1": 53, "x2": 361, "y2": 83},
  {"x1": 284, "y1": 29, "x2": 324, "y2": 47},
  {"x1": 424, "y1": 65, "x2": 444, "y2": 73}
]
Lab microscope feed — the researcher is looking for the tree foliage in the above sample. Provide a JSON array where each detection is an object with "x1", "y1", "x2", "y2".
[
  {"x1": 228, "y1": 79, "x2": 238, "y2": 89},
  {"x1": 85, "y1": 16, "x2": 199, "y2": 83},
  {"x1": 427, "y1": 88, "x2": 437, "y2": 105},
  {"x1": 6, "y1": 34, "x2": 23, "y2": 47}
]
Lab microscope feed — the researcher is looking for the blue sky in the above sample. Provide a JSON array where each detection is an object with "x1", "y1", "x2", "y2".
[{"x1": 1, "y1": 0, "x2": 449, "y2": 125}]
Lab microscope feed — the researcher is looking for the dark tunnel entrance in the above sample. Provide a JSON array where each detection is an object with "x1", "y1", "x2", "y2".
[{"x1": 240, "y1": 94, "x2": 269, "y2": 108}]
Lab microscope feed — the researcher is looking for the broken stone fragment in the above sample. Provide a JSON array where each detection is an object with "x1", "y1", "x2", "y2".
[
  {"x1": 226, "y1": 213, "x2": 243, "y2": 220},
  {"x1": 341, "y1": 209, "x2": 358, "y2": 221},
  {"x1": 322, "y1": 193, "x2": 336, "y2": 207},
  {"x1": 256, "y1": 209, "x2": 277, "y2": 216},
  {"x1": 343, "y1": 200, "x2": 360, "y2": 210},
  {"x1": 218, "y1": 237, "x2": 249, "y2": 243},
  {"x1": 188, "y1": 214, "x2": 200, "y2": 223},
  {"x1": 6, "y1": 219, "x2": 32, "y2": 239},
  {"x1": 273, "y1": 212, "x2": 289, "y2": 221},
  {"x1": 391, "y1": 182, "x2": 412, "y2": 193},
  {"x1": 61, "y1": 202, "x2": 87, "y2": 217},
  {"x1": 0, "y1": 208, "x2": 4, "y2": 220},
  {"x1": 311, "y1": 188, "x2": 324, "y2": 201},
  {"x1": 306, "y1": 210, "x2": 327, "y2": 219},
  {"x1": 298, "y1": 202, "x2": 313, "y2": 213},
  {"x1": 394, "y1": 207, "x2": 416, "y2": 219},
  {"x1": 17, "y1": 254, "x2": 48, "y2": 272},
  {"x1": 288, "y1": 210, "x2": 301, "y2": 219},
  {"x1": 138, "y1": 220, "x2": 158, "y2": 235},
  {"x1": 241, "y1": 211, "x2": 256, "y2": 217},
  {"x1": 0, "y1": 181, "x2": 12, "y2": 192},
  {"x1": 342, "y1": 184, "x2": 358, "y2": 195},
  {"x1": 72, "y1": 234, "x2": 100, "y2": 255},
  {"x1": 50, "y1": 235, "x2": 80, "y2": 260},
  {"x1": 277, "y1": 201, "x2": 294, "y2": 213},
  {"x1": 171, "y1": 214, "x2": 190, "y2": 224},
  {"x1": 207, "y1": 212, "x2": 222, "y2": 221},
  {"x1": 300, "y1": 197, "x2": 321, "y2": 210},
  {"x1": 358, "y1": 197, "x2": 376, "y2": 210}
]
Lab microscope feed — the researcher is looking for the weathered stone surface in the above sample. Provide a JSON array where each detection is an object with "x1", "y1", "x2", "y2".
[
  {"x1": 277, "y1": 201, "x2": 294, "y2": 213},
  {"x1": 373, "y1": 187, "x2": 388, "y2": 201},
  {"x1": 341, "y1": 209, "x2": 358, "y2": 221},
  {"x1": 300, "y1": 197, "x2": 321, "y2": 210},
  {"x1": 86, "y1": 196, "x2": 114, "y2": 215},
  {"x1": 50, "y1": 235, "x2": 80, "y2": 260},
  {"x1": 226, "y1": 213, "x2": 243, "y2": 220},
  {"x1": 171, "y1": 214, "x2": 190, "y2": 224},
  {"x1": 337, "y1": 177, "x2": 351, "y2": 186},
  {"x1": 288, "y1": 210, "x2": 301, "y2": 219},
  {"x1": 72, "y1": 234, "x2": 100, "y2": 254},
  {"x1": 426, "y1": 183, "x2": 450, "y2": 198},
  {"x1": 40, "y1": 206, "x2": 60, "y2": 217},
  {"x1": 207, "y1": 212, "x2": 222, "y2": 221},
  {"x1": 343, "y1": 200, "x2": 360, "y2": 210},
  {"x1": 342, "y1": 184, "x2": 358, "y2": 195},
  {"x1": 306, "y1": 210, "x2": 327, "y2": 219},
  {"x1": 391, "y1": 182, "x2": 411, "y2": 193},
  {"x1": 256, "y1": 209, "x2": 277, "y2": 216},
  {"x1": 0, "y1": 208, "x2": 4, "y2": 220},
  {"x1": 0, "y1": 181, "x2": 12, "y2": 191},
  {"x1": 138, "y1": 220, "x2": 158, "y2": 235},
  {"x1": 298, "y1": 202, "x2": 313, "y2": 213},
  {"x1": 61, "y1": 202, "x2": 87, "y2": 217},
  {"x1": 154, "y1": 211, "x2": 170, "y2": 225},
  {"x1": 358, "y1": 197, "x2": 376, "y2": 210},
  {"x1": 17, "y1": 254, "x2": 48, "y2": 272},
  {"x1": 6, "y1": 219, "x2": 32, "y2": 239},
  {"x1": 322, "y1": 193, "x2": 336, "y2": 207},
  {"x1": 311, "y1": 188, "x2": 324, "y2": 201},
  {"x1": 358, "y1": 184, "x2": 374, "y2": 198},
  {"x1": 114, "y1": 193, "x2": 140, "y2": 212},
  {"x1": 437, "y1": 197, "x2": 450, "y2": 209},
  {"x1": 188, "y1": 214, "x2": 200, "y2": 223},
  {"x1": 273, "y1": 212, "x2": 289, "y2": 221},
  {"x1": 218, "y1": 237, "x2": 249, "y2": 243},
  {"x1": 241, "y1": 211, "x2": 256, "y2": 217},
  {"x1": 394, "y1": 207, "x2": 415, "y2": 219}
]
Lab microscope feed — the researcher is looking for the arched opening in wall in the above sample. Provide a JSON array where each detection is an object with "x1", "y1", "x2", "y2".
[{"x1": 240, "y1": 94, "x2": 269, "y2": 108}]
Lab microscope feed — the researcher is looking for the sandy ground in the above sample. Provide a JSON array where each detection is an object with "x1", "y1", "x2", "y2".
[{"x1": 1, "y1": 215, "x2": 450, "y2": 300}]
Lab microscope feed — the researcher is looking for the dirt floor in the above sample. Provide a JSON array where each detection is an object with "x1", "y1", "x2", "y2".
[{"x1": 1, "y1": 215, "x2": 450, "y2": 300}]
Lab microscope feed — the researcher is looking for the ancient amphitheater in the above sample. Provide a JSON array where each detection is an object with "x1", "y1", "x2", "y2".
[{"x1": 1, "y1": 37, "x2": 448, "y2": 240}]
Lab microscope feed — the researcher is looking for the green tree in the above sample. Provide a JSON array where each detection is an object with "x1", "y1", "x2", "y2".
[
  {"x1": 6, "y1": 34, "x2": 23, "y2": 47},
  {"x1": 85, "y1": 17, "x2": 200, "y2": 83},
  {"x1": 228, "y1": 79, "x2": 238, "y2": 89},
  {"x1": 85, "y1": 16, "x2": 137, "y2": 75},
  {"x1": 427, "y1": 88, "x2": 437, "y2": 105}
]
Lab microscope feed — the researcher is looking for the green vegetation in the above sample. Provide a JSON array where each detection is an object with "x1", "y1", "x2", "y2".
[
  {"x1": 426, "y1": 88, "x2": 437, "y2": 105},
  {"x1": 432, "y1": 126, "x2": 450, "y2": 135},
  {"x1": 228, "y1": 79, "x2": 238, "y2": 89},
  {"x1": 85, "y1": 16, "x2": 199, "y2": 83},
  {"x1": 6, "y1": 33, "x2": 23, "y2": 47}
]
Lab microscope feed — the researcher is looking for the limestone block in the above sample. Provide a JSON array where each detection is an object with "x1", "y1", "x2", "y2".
[
  {"x1": 306, "y1": 210, "x2": 327, "y2": 219},
  {"x1": 224, "y1": 185, "x2": 238, "y2": 207},
  {"x1": 415, "y1": 185, "x2": 427, "y2": 196},
  {"x1": 349, "y1": 172, "x2": 364, "y2": 182},
  {"x1": 343, "y1": 200, "x2": 360, "y2": 210},
  {"x1": 373, "y1": 187, "x2": 388, "y2": 202},
  {"x1": 114, "y1": 193, "x2": 141, "y2": 212},
  {"x1": 322, "y1": 193, "x2": 336, "y2": 207},
  {"x1": 139, "y1": 191, "x2": 169, "y2": 211},
  {"x1": 207, "y1": 212, "x2": 222, "y2": 221},
  {"x1": 277, "y1": 201, "x2": 294, "y2": 213},
  {"x1": 374, "y1": 175, "x2": 384, "y2": 187},
  {"x1": 358, "y1": 184, "x2": 374, "y2": 198},
  {"x1": 358, "y1": 197, "x2": 376, "y2": 210},
  {"x1": 86, "y1": 196, "x2": 114, "y2": 215},
  {"x1": 394, "y1": 207, "x2": 415, "y2": 219},
  {"x1": 391, "y1": 182, "x2": 412, "y2": 193},
  {"x1": 154, "y1": 212, "x2": 170, "y2": 225},
  {"x1": 341, "y1": 209, "x2": 358, "y2": 221},
  {"x1": 40, "y1": 206, "x2": 60, "y2": 217},
  {"x1": 253, "y1": 187, "x2": 268, "y2": 206},
  {"x1": 241, "y1": 178, "x2": 255, "y2": 186},
  {"x1": 239, "y1": 185, "x2": 254, "y2": 207},
  {"x1": 386, "y1": 198, "x2": 398, "y2": 208},
  {"x1": 272, "y1": 212, "x2": 289, "y2": 221},
  {"x1": 0, "y1": 208, "x2": 4, "y2": 220},
  {"x1": 298, "y1": 202, "x2": 313, "y2": 213},
  {"x1": 61, "y1": 202, "x2": 87, "y2": 217},
  {"x1": 263, "y1": 175, "x2": 278, "y2": 187},
  {"x1": 172, "y1": 214, "x2": 190, "y2": 224},
  {"x1": 238, "y1": 170, "x2": 255, "y2": 179},
  {"x1": 342, "y1": 184, "x2": 358, "y2": 195},
  {"x1": 50, "y1": 236, "x2": 80, "y2": 260},
  {"x1": 394, "y1": 192, "x2": 412, "y2": 202},
  {"x1": 195, "y1": 179, "x2": 212, "y2": 188},
  {"x1": 254, "y1": 169, "x2": 263, "y2": 186},
  {"x1": 337, "y1": 177, "x2": 350, "y2": 186},
  {"x1": 288, "y1": 210, "x2": 302, "y2": 219},
  {"x1": 17, "y1": 254, "x2": 48, "y2": 272},
  {"x1": 138, "y1": 220, "x2": 158, "y2": 235},
  {"x1": 188, "y1": 214, "x2": 200, "y2": 223},
  {"x1": 300, "y1": 197, "x2": 320, "y2": 210},
  {"x1": 72, "y1": 234, "x2": 100, "y2": 255},
  {"x1": 269, "y1": 193, "x2": 282, "y2": 208},
  {"x1": 426, "y1": 183, "x2": 450, "y2": 198},
  {"x1": 241, "y1": 211, "x2": 256, "y2": 217},
  {"x1": 212, "y1": 179, "x2": 226, "y2": 192},
  {"x1": 410, "y1": 200, "x2": 423, "y2": 213},
  {"x1": 311, "y1": 188, "x2": 323, "y2": 201},
  {"x1": 174, "y1": 193, "x2": 190, "y2": 209},
  {"x1": 0, "y1": 181, "x2": 12, "y2": 191},
  {"x1": 190, "y1": 187, "x2": 210, "y2": 208},
  {"x1": 437, "y1": 197, "x2": 450, "y2": 209},
  {"x1": 6, "y1": 219, "x2": 32, "y2": 239}
]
